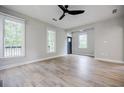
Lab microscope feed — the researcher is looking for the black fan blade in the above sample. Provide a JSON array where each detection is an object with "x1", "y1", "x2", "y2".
[
  {"x1": 68, "y1": 10, "x2": 85, "y2": 15},
  {"x1": 65, "y1": 5, "x2": 68, "y2": 9},
  {"x1": 59, "y1": 13, "x2": 65, "y2": 20},
  {"x1": 58, "y1": 5, "x2": 66, "y2": 11}
]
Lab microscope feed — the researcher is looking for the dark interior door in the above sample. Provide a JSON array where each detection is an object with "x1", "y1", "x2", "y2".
[{"x1": 67, "y1": 37, "x2": 72, "y2": 54}]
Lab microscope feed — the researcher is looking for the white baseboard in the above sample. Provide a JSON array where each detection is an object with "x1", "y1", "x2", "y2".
[
  {"x1": 0, "y1": 55, "x2": 66, "y2": 70},
  {"x1": 83, "y1": 54, "x2": 94, "y2": 57},
  {"x1": 72, "y1": 53, "x2": 94, "y2": 57},
  {"x1": 95, "y1": 58, "x2": 124, "y2": 64}
]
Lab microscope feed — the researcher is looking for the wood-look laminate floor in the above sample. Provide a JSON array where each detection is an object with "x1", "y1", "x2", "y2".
[{"x1": 0, "y1": 55, "x2": 124, "y2": 87}]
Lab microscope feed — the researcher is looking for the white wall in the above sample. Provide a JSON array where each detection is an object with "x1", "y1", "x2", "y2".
[
  {"x1": 95, "y1": 17, "x2": 124, "y2": 62},
  {"x1": 67, "y1": 16, "x2": 124, "y2": 63},
  {"x1": 0, "y1": 15, "x2": 4, "y2": 57},
  {"x1": 72, "y1": 28, "x2": 95, "y2": 56},
  {"x1": 0, "y1": 7, "x2": 67, "y2": 68}
]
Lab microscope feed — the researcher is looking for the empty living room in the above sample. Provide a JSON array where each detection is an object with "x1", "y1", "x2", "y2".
[{"x1": 0, "y1": 4, "x2": 124, "y2": 88}]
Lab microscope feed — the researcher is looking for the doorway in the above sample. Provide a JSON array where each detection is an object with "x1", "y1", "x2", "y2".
[{"x1": 67, "y1": 37, "x2": 72, "y2": 54}]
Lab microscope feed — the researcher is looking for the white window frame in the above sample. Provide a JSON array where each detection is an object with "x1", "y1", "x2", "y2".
[
  {"x1": 78, "y1": 32, "x2": 88, "y2": 49},
  {"x1": 47, "y1": 28, "x2": 56, "y2": 53},
  {"x1": 0, "y1": 12, "x2": 26, "y2": 58}
]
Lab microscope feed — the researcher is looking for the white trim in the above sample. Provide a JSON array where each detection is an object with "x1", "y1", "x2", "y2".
[
  {"x1": 47, "y1": 28, "x2": 56, "y2": 53},
  {"x1": 0, "y1": 56, "x2": 25, "y2": 59},
  {"x1": 0, "y1": 55, "x2": 66, "y2": 70},
  {"x1": 73, "y1": 53, "x2": 94, "y2": 57},
  {"x1": 83, "y1": 54, "x2": 94, "y2": 57},
  {"x1": 78, "y1": 32, "x2": 88, "y2": 49},
  {"x1": 0, "y1": 12, "x2": 25, "y2": 21},
  {"x1": 95, "y1": 58, "x2": 124, "y2": 64},
  {"x1": 2, "y1": 16, "x2": 26, "y2": 58}
]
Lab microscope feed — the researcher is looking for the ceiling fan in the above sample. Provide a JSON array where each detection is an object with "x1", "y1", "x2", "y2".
[{"x1": 58, "y1": 5, "x2": 85, "y2": 20}]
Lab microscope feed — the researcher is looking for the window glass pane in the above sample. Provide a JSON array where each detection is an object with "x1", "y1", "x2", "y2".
[
  {"x1": 4, "y1": 18, "x2": 25, "y2": 57},
  {"x1": 47, "y1": 30, "x2": 56, "y2": 53},
  {"x1": 68, "y1": 38, "x2": 71, "y2": 42},
  {"x1": 79, "y1": 33, "x2": 87, "y2": 48}
]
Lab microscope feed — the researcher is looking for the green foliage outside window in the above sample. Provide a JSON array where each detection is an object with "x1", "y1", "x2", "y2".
[
  {"x1": 79, "y1": 34, "x2": 87, "y2": 48},
  {"x1": 4, "y1": 19, "x2": 24, "y2": 47}
]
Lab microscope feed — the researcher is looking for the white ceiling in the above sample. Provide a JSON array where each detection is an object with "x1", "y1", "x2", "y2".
[{"x1": 3, "y1": 5, "x2": 124, "y2": 29}]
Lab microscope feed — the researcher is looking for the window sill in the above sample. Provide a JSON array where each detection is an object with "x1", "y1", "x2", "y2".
[{"x1": 78, "y1": 48, "x2": 87, "y2": 49}]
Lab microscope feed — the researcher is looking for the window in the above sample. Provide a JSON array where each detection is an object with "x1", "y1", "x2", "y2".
[
  {"x1": 47, "y1": 30, "x2": 56, "y2": 53},
  {"x1": 68, "y1": 38, "x2": 71, "y2": 42},
  {"x1": 0, "y1": 13, "x2": 25, "y2": 58},
  {"x1": 79, "y1": 33, "x2": 87, "y2": 48}
]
